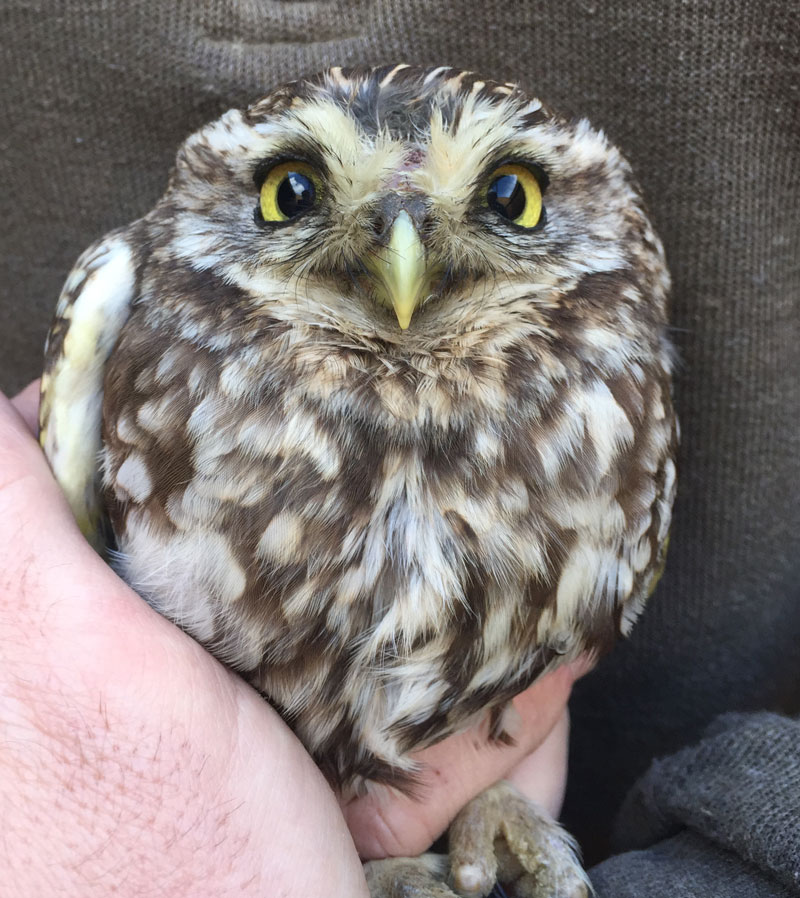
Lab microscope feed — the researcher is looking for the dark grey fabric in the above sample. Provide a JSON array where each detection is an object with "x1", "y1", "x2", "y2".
[
  {"x1": 2, "y1": 0, "x2": 799, "y2": 881},
  {"x1": 593, "y1": 831, "x2": 796, "y2": 898},
  {"x1": 590, "y1": 712, "x2": 800, "y2": 896}
]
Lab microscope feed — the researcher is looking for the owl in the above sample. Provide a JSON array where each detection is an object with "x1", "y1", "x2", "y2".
[{"x1": 40, "y1": 64, "x2": 677, "y2": 897}]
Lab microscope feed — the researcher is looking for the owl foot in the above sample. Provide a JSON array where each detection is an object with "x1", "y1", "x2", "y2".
[
  {"x1": 448, "y1": 782, "x2": 589, "y2": 898},
  {"x1": 364, "y1": 782, "x2": 589, "y2": 898},
  {"x1": 364, "y1": 853, "x2": 453, "y2": 897}
]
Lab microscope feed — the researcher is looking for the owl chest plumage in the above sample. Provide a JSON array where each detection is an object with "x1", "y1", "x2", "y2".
[{"x1": 100, "y1": 282, "x2": 673, "y2": 788}]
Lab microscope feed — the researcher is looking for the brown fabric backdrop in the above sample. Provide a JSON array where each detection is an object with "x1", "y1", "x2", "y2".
[{"x1": 2, "y1": 0, "x2": 799, "y2": 861}]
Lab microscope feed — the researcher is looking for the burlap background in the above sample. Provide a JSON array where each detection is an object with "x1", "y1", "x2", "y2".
[{"x1": 2, "y1": 0, "x2": 798, "y2": 863}]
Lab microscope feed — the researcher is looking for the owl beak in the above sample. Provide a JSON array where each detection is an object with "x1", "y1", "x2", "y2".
[{"x1": 367, "y1": 210, "x2": 428, "y2": 329}]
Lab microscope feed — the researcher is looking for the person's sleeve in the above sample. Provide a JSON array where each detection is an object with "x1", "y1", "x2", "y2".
[{"x1": 589, "y1": 711, "x2": 800, "y2": 897}]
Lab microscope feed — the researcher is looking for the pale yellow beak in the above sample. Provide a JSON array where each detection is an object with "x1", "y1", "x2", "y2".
[{"x1": 366, "y1": 210, "x2": 428, "y2": 329}]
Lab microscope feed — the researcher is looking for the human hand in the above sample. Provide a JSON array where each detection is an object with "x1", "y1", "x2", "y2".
[
  {"x1": 1, "y1": 382, "x2": 367, "y2": 896},
  {"x1": 0, "y1": 382, "x2": 588, "y2": 896}
]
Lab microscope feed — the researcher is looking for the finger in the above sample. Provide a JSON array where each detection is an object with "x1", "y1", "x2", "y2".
[
  {"x1": 11, "y1": 378, "x2": 41, "y2": 435},
  {"x1": 506, "y1": 707, "x2": 570, "y2": 818},
  {"x1": 0, "y1": 385, "x2": 69, "y2": 504},
  {"x1": 343, "y1": 660, "x2": 584, "y2": 859},
  {"x1": 503, "y1": 656, "x2": 595, "y2": 819}
]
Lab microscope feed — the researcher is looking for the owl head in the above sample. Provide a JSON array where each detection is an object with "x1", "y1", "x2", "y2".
[{"x1": 145, "y1": 64, "x2": 667, "y2": 358}]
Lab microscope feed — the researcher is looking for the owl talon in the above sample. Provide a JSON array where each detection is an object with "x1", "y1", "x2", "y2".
[
  {"x1": 448, "y1": 782, "x2": 590, "y2": 898},
  {"x1": 365, "y1": 784, "x2": 589, "y2": 898},
  {"x1": 365, "y1": 854, "x2": 456, "y2": 898}
]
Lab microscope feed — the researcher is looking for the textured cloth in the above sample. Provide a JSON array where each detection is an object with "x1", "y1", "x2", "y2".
[
  {"x1": 1, "y1": 0, "x2": 799, "y2": 878},
  {"x1": 590, "y1": 712, "x2": 800, "y2": 896}
]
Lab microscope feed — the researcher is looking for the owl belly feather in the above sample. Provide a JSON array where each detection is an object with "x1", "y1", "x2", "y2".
[
  {"x1": 105, "y1": 408, "x2": 563, "y2": 787},
  {"x1": 101, "y1": 318, "x2": 672, "y2": 789}
]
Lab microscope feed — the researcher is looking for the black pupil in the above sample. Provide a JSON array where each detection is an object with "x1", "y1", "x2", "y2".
[
  {"x1": 277, "y1": 171, "x2": 315, "y2": 218},
  {"x1": 487, "y1": 174, "x2": 526, "y2": 220}
]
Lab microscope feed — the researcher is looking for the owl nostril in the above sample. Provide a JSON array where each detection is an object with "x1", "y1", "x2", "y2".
[
  {"x1": 371, "y1": 211, "x2": 389, "y2": 240},
  {"x1": 372, "y1": 193, "x2": 430, "y2": 244},
  {"x1": 372, "y1": 194, "x2": 402, "y2": 242}
]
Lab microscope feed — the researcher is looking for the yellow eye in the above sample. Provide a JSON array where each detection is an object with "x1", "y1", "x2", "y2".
[
  {"x1": 485, "y1": 163, "x2": 544, "y2": 229},
  {"x1": 259, "y1": 161, "x2": 319, "y2": 222}
]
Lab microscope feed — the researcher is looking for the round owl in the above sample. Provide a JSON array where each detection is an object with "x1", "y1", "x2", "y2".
[{"x1": 40, "y1": 64, "x2": 677, "y2": 898}]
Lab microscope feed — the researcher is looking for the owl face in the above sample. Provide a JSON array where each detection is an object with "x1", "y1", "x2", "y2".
[{"x1": 151, "y1": 64, "x2": 667, "y2": 351}]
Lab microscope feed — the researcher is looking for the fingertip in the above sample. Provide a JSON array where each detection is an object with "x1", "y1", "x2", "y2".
[
  {"x1": 343, "y1": 790, "x2": 427, "y2": 860},
  {"x1": 11, "y1": 379, "x2": 42, "y2": 435},
  {"x1": 0, "y1": 385, "x2": 94, "y2": 566},
  {"x1": 570, "y1": 651, "x2": 598, "y2": 680},
  {"x1": 511, "y1": 664, "x2": 575, "y2": 721}
]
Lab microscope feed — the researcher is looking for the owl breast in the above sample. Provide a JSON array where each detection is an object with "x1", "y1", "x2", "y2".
[{"x1": 101, "y1": 284, "x2": 674, "y2": 789}]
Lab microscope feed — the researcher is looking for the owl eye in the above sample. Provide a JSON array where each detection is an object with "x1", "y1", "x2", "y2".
[
  {"x1": 258, "y1": 161, "x2": 318, "y2": 222},
  {"x1": 486, "y1": 164, "x2": 544, "y2": 229}
]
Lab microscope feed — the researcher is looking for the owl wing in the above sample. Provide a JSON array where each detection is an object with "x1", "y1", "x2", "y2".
[{"x1": 39, "y1": 231, "x2": 139, "y2": 552}]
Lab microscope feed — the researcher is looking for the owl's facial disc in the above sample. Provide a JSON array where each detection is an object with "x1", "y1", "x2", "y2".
[{"x1": 364, "y1": 210, "x2": 429, "y2": 330}]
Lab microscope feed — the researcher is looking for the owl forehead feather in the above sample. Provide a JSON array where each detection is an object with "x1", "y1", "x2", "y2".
[{"x1": 182, "y1": 65, "x2": 615, "y2": 215}]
